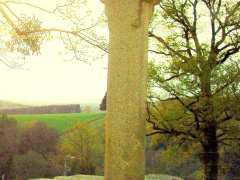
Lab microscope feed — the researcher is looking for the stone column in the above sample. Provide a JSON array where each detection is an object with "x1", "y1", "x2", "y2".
[{"x1": 103, "y1": 1, "x2": 158, "y2": 180}]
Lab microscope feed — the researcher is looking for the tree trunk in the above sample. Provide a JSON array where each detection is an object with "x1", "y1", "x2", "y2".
[
  {"x1": 103, "y1": 1, "x2": 156, "y2": 180},
  {"x1": 200, "y1": 69, "x2": 219, "y2": 180},
  {"x1": 202, "y1": 125, "x2": 219, "y2": 180}
]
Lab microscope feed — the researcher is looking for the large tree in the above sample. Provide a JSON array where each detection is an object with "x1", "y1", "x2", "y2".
[{"x1": 147, "y1": 0, "x2": 240, "y2": 179}]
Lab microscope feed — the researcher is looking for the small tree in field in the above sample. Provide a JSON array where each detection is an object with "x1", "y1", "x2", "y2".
[
  {"x1": 147, "y1": 0, "x2": 240, "y2": 179},
  {"x1": 83, "y1": 105, "x2": 92, "y2": 113}
]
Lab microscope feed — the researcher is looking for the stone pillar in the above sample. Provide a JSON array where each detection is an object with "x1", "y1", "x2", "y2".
[{"x1": 103, "y1": 1, "x2": 158, "y2": 180}]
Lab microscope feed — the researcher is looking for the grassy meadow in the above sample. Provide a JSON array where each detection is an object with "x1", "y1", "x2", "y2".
[{"x1": 11, "y1": 112, "x2": 105, "y2": 133}]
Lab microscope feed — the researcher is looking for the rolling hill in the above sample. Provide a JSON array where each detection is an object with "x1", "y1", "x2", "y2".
[{"x1": 0, "y1": 100, "x2": 28, "y2": 109}]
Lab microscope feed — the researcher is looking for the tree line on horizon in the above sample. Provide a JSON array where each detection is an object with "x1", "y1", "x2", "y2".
[{"x1": 0, "y1": 104, "x2": 81, "y2": 115}]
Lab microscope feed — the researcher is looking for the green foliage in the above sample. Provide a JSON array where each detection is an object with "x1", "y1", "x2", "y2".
[
  {"x1": 156, "y1": 145, "x2": 202, "y2": 178},
  {"x1": 13, "y1": 151, "x2": 50, "y2": 179},
  {"x1": 58, "y1": 122, "x2": 104, "y2": 175}
]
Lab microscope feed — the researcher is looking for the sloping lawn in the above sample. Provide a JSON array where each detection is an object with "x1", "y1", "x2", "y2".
[{"x1": 12, "y1": 112, "x2": 105, "y2": 133}]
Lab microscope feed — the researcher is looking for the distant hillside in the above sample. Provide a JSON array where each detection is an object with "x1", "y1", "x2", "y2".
[
  {"x1": 0, "y1": 100, "x2": 28, "y2": 109},
  {"x1": 0, "y1": 104, "x2": 81, "y2": 115}
]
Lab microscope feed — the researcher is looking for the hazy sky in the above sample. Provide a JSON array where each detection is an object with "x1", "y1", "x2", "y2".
[{"x1": 0, "y1": 0, "x2": 108, "y2": 105}]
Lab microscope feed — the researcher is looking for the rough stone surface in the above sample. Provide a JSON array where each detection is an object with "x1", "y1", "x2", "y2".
[
  {"x1": 103, "y1": 0, "x2": 156, "y2": 180},
  {"x1": 31, "y1": 174, "x2": 183, "y2": 180}
]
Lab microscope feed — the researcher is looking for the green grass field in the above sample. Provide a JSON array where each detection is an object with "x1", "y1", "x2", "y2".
[{"x1": 11, "y1": 112, "x2": 105, "y2": 133}]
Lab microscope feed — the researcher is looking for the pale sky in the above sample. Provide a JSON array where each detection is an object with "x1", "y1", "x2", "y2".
[{"x1": 0, "y1": 0, "x2": 108, "y2": 105}]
